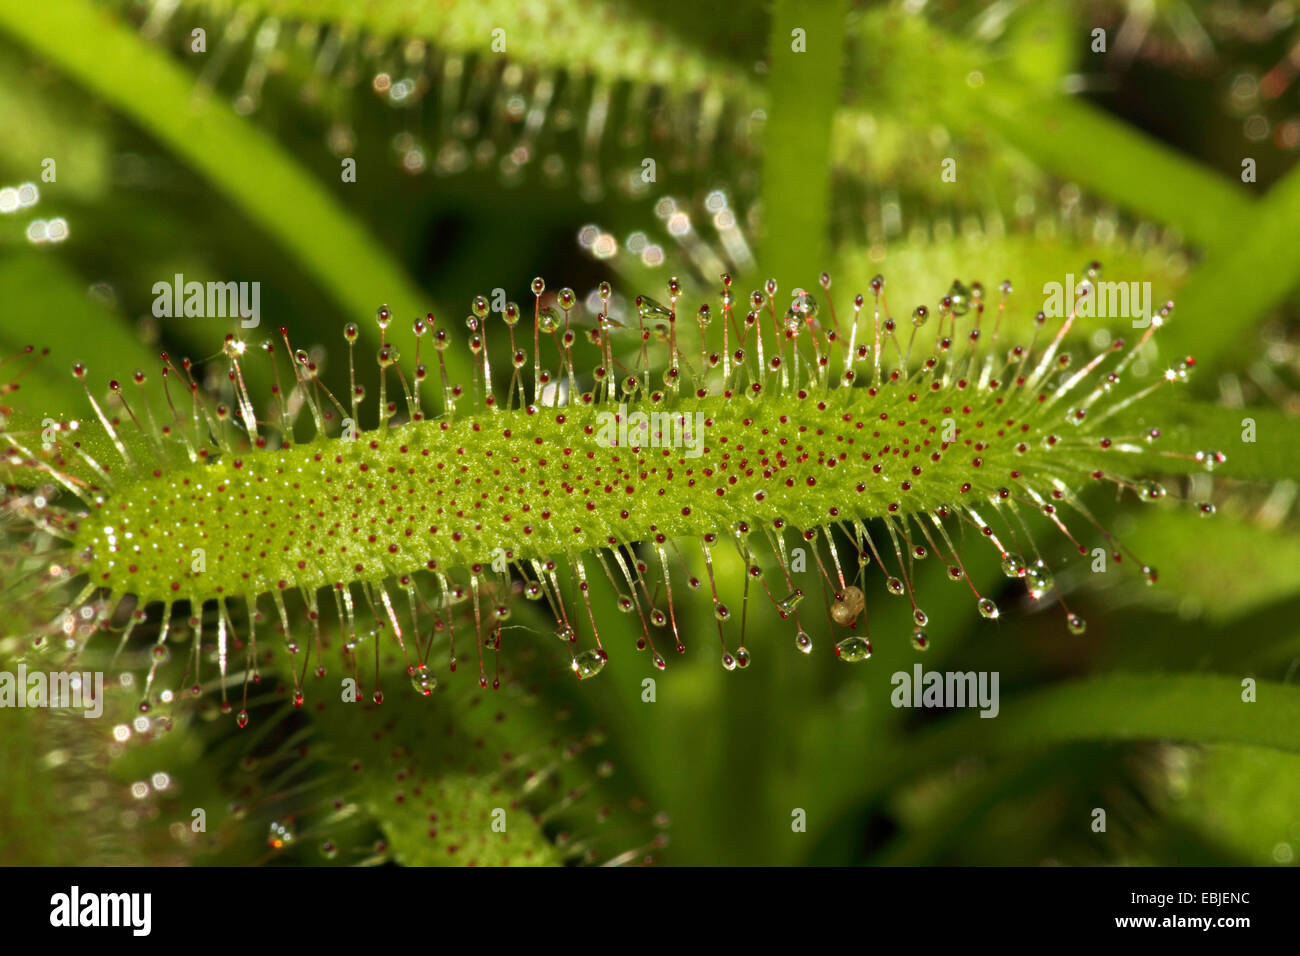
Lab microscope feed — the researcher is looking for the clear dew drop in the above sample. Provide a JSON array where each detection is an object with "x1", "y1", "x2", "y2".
[
  {"x1": 913, "y1": 608, "x2": 928, "y2": 626},
  {"x1": 1000, "y1": 552, "x2": 1027, "y2": 578},
  {"x1": 885, "y1": 577, "x2": 904, "y2": 596},
  {"x1": 778, "y1": 590, "x2": 804, "y2": 614},
  {"x1": 946, "y1": 279, "x2": 972, "y2": 317},
  {"x1": 524, "y1": 582, "x2": 544, "y2": 600},
  {"x1": 735, "y1": 647, "x2": 750, "y2": 669},
  {"x1": 1196, "y1": 449, "x2": 1225, "y2": 472},
  {"x1": 794, "y1": 630, "x2": 813, "y2": 654},
  {"x1": 555, "y1": 622, "x2": 576, "y2": 643},
  {"x1": 911, "y1": 628, "x2": 930, "y2": 651},
  {"x1": 1139, "y1": 480, "x2": 1165, "y2": 501},
  {"x1": 834, "y1": 636, "x2": 873, "y2": 663},
  {"x1": 616, "y1": 594, "x2": 635, "y2": 613},
  {"x1": 1026, "y1": 562, "x2": 1055, "y2": 600},
  {"x1": 796, "y1": 291, "x2": 818, "y2": 321},
  {"x1": 411, "y1": 664, "x2": 437, "y2": 697},
  {"x1": 636, "y1": 294, "x2": 672, "y2": 320},
  {"x1": 571, "y1": 648, "x2": 607, "y2": 680},
  {"x1": 721, "y1": 652, "x2": 736, "y2": 671},
  {"x1": 537, "y1": 306, "x2": 562, "y2": 333},
  {"x1": 977, "y1": 598, "x2": 999, "y2": 620},
  {"x1": 1067, "y1": 613, "x2": 1087, "y2": 635},
  {"x1": 1197, "y1": 501, "x2": 1216, "y2": 517}
]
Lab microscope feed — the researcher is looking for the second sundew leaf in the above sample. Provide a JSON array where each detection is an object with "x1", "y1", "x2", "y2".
[
  {"x1": 299, "y1": 684, "x2": 589, "y2": 866},
  {"x1": 849, "y1": 7, "x2": 1252, "y2": 251},
  {"x1": 169, "y1": 0, "x2": 757, "y2": 94}
]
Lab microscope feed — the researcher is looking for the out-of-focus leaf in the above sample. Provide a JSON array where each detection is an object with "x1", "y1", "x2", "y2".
[
  {"x1": 0, "y1": 0, "x2": 459, "y2": 375},
  {"x1": 0, "y1": 252, "x2": 156, "y2": 419},
  {"x1": 1099, "y1": 508, "x2": 1300, "y2": 623}
]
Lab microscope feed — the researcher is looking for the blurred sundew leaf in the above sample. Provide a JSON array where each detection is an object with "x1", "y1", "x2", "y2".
[
  {"x1": 857, "y1": 9, "x2": 1252, "y2": 251},
  {"x1": 0, "y1": 0, "x2": 463, "y2": 378},
  {"x1": 855, "y1": 9, "x2": 1300, "y2": 377},
  {"x1": 172, "y1": 0, "x2": 759, "y2": 94},
  {"x1": 593, "y1": 531, "x2": 1004, "y2": 865},
  {"x1": 0, "y1": 252, "x2": 156, "y2": 420},
  {"x1": 1172, "y1": 745, "x2": 1300, "y2": 865}
]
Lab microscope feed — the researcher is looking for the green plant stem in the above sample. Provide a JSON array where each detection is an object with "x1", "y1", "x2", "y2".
[{"x1": 760, "y1": 0, "x2": 848, "y2": 285}]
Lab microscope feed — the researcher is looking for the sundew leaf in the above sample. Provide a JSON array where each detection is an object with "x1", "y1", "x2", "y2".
[
  {"x1": 848, "y1": 9, "x2": 1300, "y2": 378},
  {"x1": 850, "y1": 8, "x2": 1252, "y2": 251}
]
